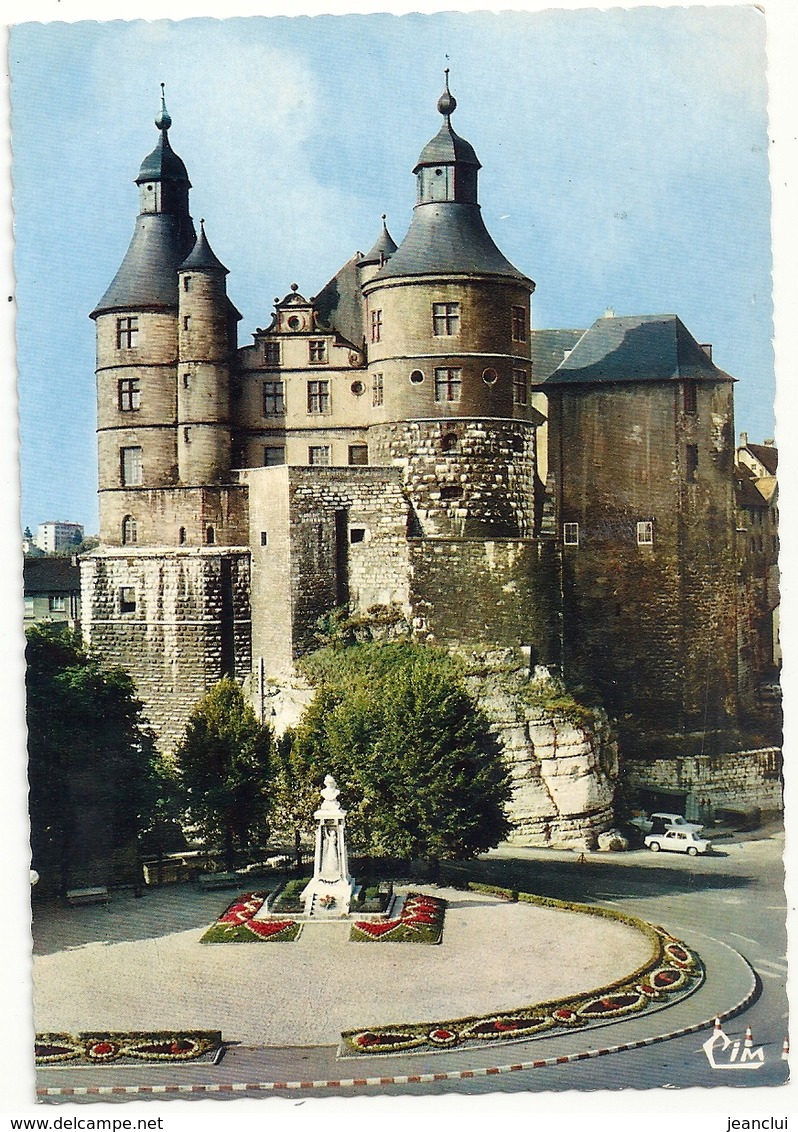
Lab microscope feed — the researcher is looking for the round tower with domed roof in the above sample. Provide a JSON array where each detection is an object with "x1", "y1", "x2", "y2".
[{"x1": 364, "y1": 74, "x2": 541, "y2": 537}]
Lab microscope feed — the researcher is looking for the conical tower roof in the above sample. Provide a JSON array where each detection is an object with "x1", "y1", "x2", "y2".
[
  {"x1": 358, "y1": 216, "x2": 398, "y2": 267},
  {"x1": 179, "y1": 220, "x2": 229, "y2": 274}
]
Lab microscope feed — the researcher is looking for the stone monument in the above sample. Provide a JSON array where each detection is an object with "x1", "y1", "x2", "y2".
[{"x1": 300, "y1": 775, "x2": 357, "y2": 918}]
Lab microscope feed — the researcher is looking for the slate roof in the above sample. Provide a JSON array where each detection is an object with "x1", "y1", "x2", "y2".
[
  {"x1": 743, "y1": 442, "x2": 778, "y2": 475},
  {"x1": 313, "y1": 254, "x2": 365, "y2": 349},
  {"x1": 413, "y1": 120, "x2": 481, "y2": 172},
  {"x1": 179, "y1": 222, "x2": 228, "y2": 274},
  {"x1": 358, "y1": 220, "x2": 398, "y2": 268},
  {"x1": 537, "y1": 314, "x2": 735, "y2": 387},
  {"x1": 23, "y1": 557, "x2": 81, "y2": 594},
  {"x1": 530, "y1": 328, "x2": 586, "y2": 383},
  {"x1": 735, "y1": 467, "x2": 769, "y2": 510},
  {"x1": 136, "y1": 129, "x2": 191, "y2": 185},
  {"x1": 91, "y1": 213, "x2": 194, "y2": 316},
  {"x1": 376, "y1": 202, "x2": 531, "y2": 282}
]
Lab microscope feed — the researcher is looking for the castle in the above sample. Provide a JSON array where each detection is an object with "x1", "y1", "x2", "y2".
[{"x1": 80, "y1": 79, "x2": 779, "y2": 839}]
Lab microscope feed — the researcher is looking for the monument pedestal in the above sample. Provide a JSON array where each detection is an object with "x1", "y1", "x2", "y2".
[{"x1": 300, "y1": 775, "x2": 356, "y2": 918}]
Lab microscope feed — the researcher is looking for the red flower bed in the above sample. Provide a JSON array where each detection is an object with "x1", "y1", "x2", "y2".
[
  {"x1": 351, "y1": 892, "x2": 446, "y2": 944},
  {"x1": 201, "y1": 892, "x2": 301, "y2": 943}
]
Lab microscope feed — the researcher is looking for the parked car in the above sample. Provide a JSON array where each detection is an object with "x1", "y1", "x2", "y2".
[
  {"x1": 631, "y1": 812, "x2": 704, "y2": 835},
  {"x1": 644, "y1": 829, "x2": 711, "y2": 856}
]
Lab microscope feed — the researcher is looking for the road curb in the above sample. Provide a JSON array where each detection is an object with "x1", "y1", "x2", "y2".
[{"x1": 37, "y1": 967, "x2": 758, "y2": 1097}]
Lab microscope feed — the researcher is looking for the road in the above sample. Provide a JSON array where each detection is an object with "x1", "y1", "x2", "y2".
[{"x1": 37, "y1": 827, "x2": 789, "y2": 1102}]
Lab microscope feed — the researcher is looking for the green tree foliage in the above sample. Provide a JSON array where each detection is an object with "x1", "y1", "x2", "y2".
[
  {"x1": 174, "y1": 678, "x2": 273, "y2": 869},
  {"x1": 294, "y1": 642, "x2": 512, "y2": 860},
  {"x1": 268, "y1": 731, "x2": 320, "y2": 868},
  {"x1": 26, "y1": 625, "x2": 164, "y2": 893}
]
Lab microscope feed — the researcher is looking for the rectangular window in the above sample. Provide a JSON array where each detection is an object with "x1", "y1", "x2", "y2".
[
  {"x1": 372, "y1": 372, "x2": 384, "y2": 407},
  {"x1": 183, "y1": 426, "x2": 191, "y2": 444},
  {"x1": 683, "y1": 382, "x2": 697, "y2": 415},
  {"x1": 263, "y1": 381, "x2": 285, "y2": 415},
  {"x1": 308, "y1": 445, "x2": 331, "y2": 466},
  {"x1": 637, "y1": 520, "x2": 654, "y2": 546},
  {"x1": 307, "y1": 379, "x2": 330, "y2": 414},
  {"x1": 371, "y1": 309, "x2": 383, "y2": 343},
  {"x1": 433, "y1": 302, "x2": 460, "y2": 336},
  {"x1": 309, "y1": 339, "x2": 328, "y2": 364},
  {"x1": 183, "y1": 276, "x2": 192, "y2": 292},
  {"x1": 264, "y1": 341, "x2": 281, "y2": 367},
  {"x1": 116, "y1": 316, "x2": 138, "y2": 349},
  {"x1": 687, "y1": 444, "x2": 699, "y2": 483},
  {"x1": 349, "y1": 527, "x2": 366, "y2": 544},
  {"x1": 348, "y1": 444, "x2": 369, "y2": 466},
  {"x1": 513, "y1": 369, "x2": 529, "y2": 405},
  {"x1": 119, "y1": 586, "x2": 137, "y2": 614},
  {"x1": 563, "y1": 522, "x2": 579, "y2": 546},
  {"x1": 120, "y1": 446, "x2": 143, "y2": 486},
  {"x1": 183, "y1": 372, "x2": 192, "y2": 389},
  {"x1": 263, "y1": 446, "x2": 285, "y2": 466},
  {"x1": 48, "y1": 595, "x2": 66, "y2": 613},
  {"x1": 182, "y1": 315, "x2": 191, "y2": 331},
  {"x1": 512, "y1": 305, "x2": 527, "y2": 342},
  {"x1": 434, "y1": 367, "x2": 462, "y2": 403},
  {"x1": 260, "y1": 531, "x2": 269, "y2": 547},
  {"x1": 118, "y1": 378, "x2": 141, "y2": 411}
]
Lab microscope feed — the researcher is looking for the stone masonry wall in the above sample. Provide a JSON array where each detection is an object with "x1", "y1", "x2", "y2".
[
  {"x1": 623, "y1": 748, "x2": 783, "y2": 819},
  {"x1": 410, "y1": 538, "x2": 561, "y2": 663},
  {"x1": 243, "y1": 465, "x2": 411, "y2": 676},
  {"x1": 81, "y1": 547, "x2": 251, "y2": 757},
  {"x1": 369, "y1": 418, "x2": 538, "y2": 537}
]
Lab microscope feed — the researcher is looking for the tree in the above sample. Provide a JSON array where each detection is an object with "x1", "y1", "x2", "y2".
[
  {"x1": 26, "y1": 625, "x2": 165, "y2": 894},
  {"x1": 174, "y1": 678, "x2": 273, "y2": 870},
  {"x1": 293, "y1": 641, "x2": 513, "y2": 861},
  {"x1": 268, "y1": 731, "x2": 319, "y2": 869}
]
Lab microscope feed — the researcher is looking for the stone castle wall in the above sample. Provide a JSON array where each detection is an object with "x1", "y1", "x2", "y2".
[
  {"x1": 369, "y1": 418, "x2": 538, "y2": 537},
  {"x1": 623, "y1": 747, "x2": 782, "y2": 818},
  {"x1": 409, "y1": 537, "x2": 560, "y2": 663},
  {"x1": 81, "y1": 547, "x2": 251, "y2": 757}
]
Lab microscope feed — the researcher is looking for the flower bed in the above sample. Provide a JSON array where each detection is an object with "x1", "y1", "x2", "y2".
[
  {"x1": 35, "y1": 1030, "x2": 222, "y2": 1066},
  {"x1": 350, "y1": 892, "x2": 445, "y2": 944},
  {"x1": 200, "y1": 891, "x2": 302, "y2": 943},
  {"x1": 270, "y1": 877, "x2": 312, "y2": 914},
  {"x1": 340, "y1": 892, "x2": 703, "y2": 1056}
]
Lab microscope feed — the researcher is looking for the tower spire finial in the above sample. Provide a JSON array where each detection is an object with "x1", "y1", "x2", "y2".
[
  {"x1": 155, "y1": 82, "x2": 172, "y2": 132},
  {"x1": 437, "y1": 68, "x2": 456, "y2": 118}
]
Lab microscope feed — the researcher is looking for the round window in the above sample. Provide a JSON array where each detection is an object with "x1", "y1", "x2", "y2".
[
  {"x1": 351, "y1": 381, "x2": 365, "y2": 396},
  {"x1": 435, "y1": 168, "x2": 443, "y2": 176},
  {"x1": 482, "y1": 367, "x2": 498, "y2": 386},
  {"x1": 287, "y1": 315, "x2": 301, "y2": 331},
  {"x1": 410, "y1": 370, "x2": 425, "y2": 384}
]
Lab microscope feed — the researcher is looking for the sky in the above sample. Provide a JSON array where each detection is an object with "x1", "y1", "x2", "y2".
[{"x1": 9, "y1": 7, "x2": 776, "y2": 534}]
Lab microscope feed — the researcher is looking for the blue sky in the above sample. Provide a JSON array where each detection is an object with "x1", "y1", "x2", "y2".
[{"x1": 10, "y1": 7, "x2": 774, "y2": 533}]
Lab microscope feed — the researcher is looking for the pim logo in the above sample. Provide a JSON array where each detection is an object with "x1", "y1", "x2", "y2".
[{"x1": 703, "y1": 1021, "x2": 764, "y2": 1070}]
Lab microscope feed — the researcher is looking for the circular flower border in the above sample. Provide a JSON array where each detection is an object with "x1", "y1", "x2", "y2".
[{"x1": 341, "y1": 891, "x2": 703, "y2": 1057}]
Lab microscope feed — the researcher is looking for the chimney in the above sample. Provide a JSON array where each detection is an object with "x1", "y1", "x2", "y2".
[
  {"x1": 764, "y1": 438, "x2": 775, "y2": 447},
  {"x1": 740, "y1": 431, "x2": 748, "y2": 447},
  {"x1": 603, "y1": 307, "x2": 615, "y2": 319}
]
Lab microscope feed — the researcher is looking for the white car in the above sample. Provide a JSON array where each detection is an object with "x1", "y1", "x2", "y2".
[
  {"x1": 631, "y1": 812, "x2": 704, "y2": 835},
  {"x1": 645, "y1": 829, "x2": 710, "y2": 856}
]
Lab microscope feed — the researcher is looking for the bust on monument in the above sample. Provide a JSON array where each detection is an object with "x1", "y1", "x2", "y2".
[{"x1": 300, "y1": 774, "x2": 357, "y2": 917}]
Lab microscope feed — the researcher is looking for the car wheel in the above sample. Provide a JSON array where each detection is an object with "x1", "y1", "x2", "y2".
[
  {"x1": 687, "y1": 846, "x2": 698, "y2": 856},
  {"x1": 649, "y1": 841, "x2": 660, "y2": 852}
]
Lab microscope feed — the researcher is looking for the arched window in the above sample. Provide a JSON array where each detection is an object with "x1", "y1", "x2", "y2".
[
  {"x1": 205, "y1": 526, "x2": 215, "y2": 545},
  {"x1": 122, "y1": 515, "x2": 137, "y2": 545},
  {"x1": 178, "y1": 527, "x2": 187, "y2": 545}
]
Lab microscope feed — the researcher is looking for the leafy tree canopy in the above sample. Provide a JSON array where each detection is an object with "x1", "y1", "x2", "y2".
[
  {"x1": 174, "y1": 677, "x2": 273, "y2": 868},
  {"x1": 294, "y1": 641, "x2": 512, "y2": 860},
  {"x1": 25, "y1": 625, "x2": 165, "y2": 891}
]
